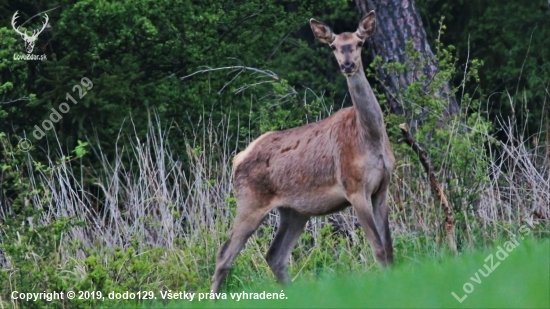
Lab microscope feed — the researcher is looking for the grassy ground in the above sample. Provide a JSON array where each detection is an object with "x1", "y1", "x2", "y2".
[
  {"x1": 152, "y1": 238, "x2": 549, "y2": 308},
  {"x1": 2, "y1": 113, "x2": 549, "y2": 309}
]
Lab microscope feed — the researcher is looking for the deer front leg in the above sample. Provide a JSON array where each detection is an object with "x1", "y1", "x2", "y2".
[
  {"x1": 349, "y1": 193, "x2": 389, "y2": 266},
  {"x1": 372, "y1": 189, "x2": 394, "y2": 265}
]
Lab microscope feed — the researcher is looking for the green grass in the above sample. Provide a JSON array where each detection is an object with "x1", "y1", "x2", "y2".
[{"x1": 153, "y1": 238, "x2": 549, "y2": 308}]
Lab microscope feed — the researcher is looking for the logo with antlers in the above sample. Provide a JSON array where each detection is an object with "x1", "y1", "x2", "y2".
[{"x1": 11, "y1": 11, "x2": 49, "y2": 54}]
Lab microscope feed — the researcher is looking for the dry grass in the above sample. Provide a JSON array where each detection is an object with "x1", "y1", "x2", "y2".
[{"x1": 0, "y1": 98, "x2": 548, "y2": 277}]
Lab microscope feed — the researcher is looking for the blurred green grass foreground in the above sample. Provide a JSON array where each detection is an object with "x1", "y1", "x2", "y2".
[{"x1": 160, "y1": 238, "x2": 549, "y2": 308}]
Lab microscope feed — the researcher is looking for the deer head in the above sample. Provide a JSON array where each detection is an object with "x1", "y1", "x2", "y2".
[
  {"x1": 310, "y1": 11, "x2": 376, "y2": 76},
  {"x1": 11, "y1": 11, "x2": 49, "y2": 54}
]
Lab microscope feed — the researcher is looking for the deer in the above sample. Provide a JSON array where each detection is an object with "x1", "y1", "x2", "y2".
[
  {"x1": 211, "y1": 10, "x2": 395, "y2": 293},
  {"x1": 11, "y1": 11, "x2": 49, "y2": 54}
]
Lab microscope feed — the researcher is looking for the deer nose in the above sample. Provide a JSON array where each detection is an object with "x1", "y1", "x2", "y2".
[{"x1": 341, "y1": 62, "x2": 355, "y2": 73}]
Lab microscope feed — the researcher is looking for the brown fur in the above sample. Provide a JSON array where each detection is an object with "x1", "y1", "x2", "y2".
[
  {"x1": 234, "y1": 107, "x2": 374, "y2": 216},
  {"x1": 211, "y1": 11, "x2": 395, "y2": 293}
]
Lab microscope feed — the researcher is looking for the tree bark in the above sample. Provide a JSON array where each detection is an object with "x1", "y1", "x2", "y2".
[{"x1": 355, "y1": 0, "x2": 459, "y2": 115}]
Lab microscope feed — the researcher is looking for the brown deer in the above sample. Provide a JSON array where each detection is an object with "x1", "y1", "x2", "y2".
[{"x1": 211, "y1": 10, "x2": 395, "y2": 293}]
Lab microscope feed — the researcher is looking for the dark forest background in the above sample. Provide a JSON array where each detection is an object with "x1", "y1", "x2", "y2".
[{"x1": 1, "y1": 0, "x2": 548, "y2": 151}]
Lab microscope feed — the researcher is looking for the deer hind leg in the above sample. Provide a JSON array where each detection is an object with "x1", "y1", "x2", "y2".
[
  {"x1": 210, "y1": 195, "x2": 272, "y2": 293},
  {"x1": 266, "y1": 207, "x2": 309, "y2": 284},
  {"x1": 372, "y1": 187, "x2": 394, "y2": 265},
  {"x1": 348, "y1": 193, "x2": 388, "y2": 266}
]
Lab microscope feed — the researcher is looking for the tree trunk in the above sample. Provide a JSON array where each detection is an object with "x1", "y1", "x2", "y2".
[{"x1": 355, "y1": 0, "x2": 459, "y2": 115}]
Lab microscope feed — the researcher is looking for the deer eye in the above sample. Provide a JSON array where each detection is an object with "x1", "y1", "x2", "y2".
[
  {"x1": 330, "y1": 45, "x2": 336, "y2": 51},
  {"x1": 357, "y1": 41, "x2": 364, "y2": 47}
]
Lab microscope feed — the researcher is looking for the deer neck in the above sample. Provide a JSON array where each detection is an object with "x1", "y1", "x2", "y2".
[{"x1": 346, "y1": 66, "x2": 385, "y2": 143}]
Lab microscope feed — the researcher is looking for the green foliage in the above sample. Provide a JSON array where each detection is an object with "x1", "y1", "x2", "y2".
[
  {"x1": 368, "y1": 22, "x2": 495, "y2": 248},
  {"x1": 0, "y1": 0, "x2": 356, "y2": 156},
  {"x1": 417, "y1": 0, "x2": 550, "y2": 138},
  {"x1": 0, "y1": 26, "x2": 34, "y2": 121},
  {"x1": 72, "y1": 140, "x2": 89, "y2": 158}
]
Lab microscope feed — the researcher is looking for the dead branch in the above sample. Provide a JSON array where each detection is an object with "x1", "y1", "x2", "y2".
[
  {"x1": 399, "y1": 123, "x2": 457, "y2": 253},
  {"x1": 180, "y1": 66, "x2": 279, "y2": 81},
  {"x1": 1, "y1": 97, "x2": 31, "y2": 105}
]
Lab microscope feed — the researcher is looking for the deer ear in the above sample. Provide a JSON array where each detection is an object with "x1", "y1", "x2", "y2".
[
  {"x1": 356, "y1": 10, "x2": 376, "y2": 39},
  {"x1": 310, "y1": 19, "x2": 335, "y2": 44}
]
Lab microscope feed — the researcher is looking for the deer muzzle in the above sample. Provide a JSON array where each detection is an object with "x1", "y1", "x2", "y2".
[{"x1": 341, "y1": 61, "x2": 355, "y2": 73}]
